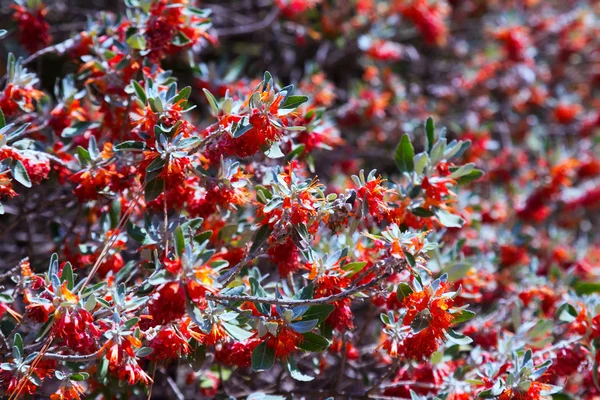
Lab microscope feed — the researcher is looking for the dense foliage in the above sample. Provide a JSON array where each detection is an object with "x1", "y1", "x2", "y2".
[{"x1": 0, "y1": 0, "x2": 599, "y2": 399}]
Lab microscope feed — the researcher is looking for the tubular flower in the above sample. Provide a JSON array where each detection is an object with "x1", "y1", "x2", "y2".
[
  {"x1": 266, "y1": 324, "x2": 304, "y2": 359},
  {"x1": 149, "y1": 327, "x2": 191, "y2": 361},
  {"x1": 215, "y1": 338, "x2": 262, "y2": 367},
  {"x1": 146, "y1": 282, "x2": 186, "y2": 327},
  {"x1": 53, "y1": 306, "x2": 101, "y2": 353}
]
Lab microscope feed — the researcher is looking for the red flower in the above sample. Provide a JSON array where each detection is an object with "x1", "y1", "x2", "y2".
[
  {"x1": 12, "y1": 3, "x2": 51, "y2": 53},
  {"x1": 146, "y1": 282, "x2": 186, "y2": 327},
  {"x1": 215, "y1": 338, "x2": 261, "y2": 367},
  {"x1": 149, "y1": 327, "x2": 190, "y2": 361},
  {"x1": 268, "y1": 237, "x2": 301, "y2": 276}
]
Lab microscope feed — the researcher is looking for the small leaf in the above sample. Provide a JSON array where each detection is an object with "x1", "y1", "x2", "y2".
[
  {"x1": 396, "y1": 283, "x2": 414, "y2": 301},
  {"x1": 202, "y1": 88, "x2": 219, "y2": 115},
  {"x1": 145, "y1": 177, "x2": 165, "y2": 203},
  {"x1": 61, "y1": 262, "x2": 74, "y2": 290},
  {"x1": 290, "y1": 319, "x2": 318, "y2": 333},
  {"x1": 434, "y1": 209, "x2": 463, "y2": 228},
  {"x1": 264, "y1": 142, "x2": 285, "y2": 159},
  {"x1": 115, "y1": 141, "x2": 146, "y2": 151},
  {"x1": 425, "y1": 117, "x2": 435, "y2": 153},
  {"x1": 251, "y1": 341, "x2": 276, "y2": 372},
  {"x1": 280, "y1": 95, "x2": 309, "y2": 110},
  {"x1": 70, "y1": 372, "x2": 90, "y2": 381},
  {"x1": 445, "y1": 329, "x2": 473, "y2": 345},
  {"x1": 286, "y1": 358, "x2": 314, "y2": 382},
  {"x1": 452, "y1": 309, "x2": 476, "y2": 324},
  {"x1": 130, "y1": 80, "x2": 147, "y2": 103},
  {"x1": 127, "y1": 34, "x2": 147, "y2": 50},
  {"x1": 556, "y1": 303, "x2": 578, "y2": 323},
  {"x1": 297, "y1": 332, "x2": 330, "y2": 352},
  {"x1": 394, "y1": 134, "x2": 415, "y2": 173},
  {"x1": 221, "y1": 321, "x2": 253, "y2": 341},
  {"x1": 10, "y1": 160, "x2": 31, "y2": 188},
  {"x1": 456, "y1": 169, "x2": 484, "y2": 185},
  {"x1": 174, "y1": 225, "x2": 185, "y2": 259},
  {"x1": 301, "y1": 304, "x2": 334, "y2": 323},
  {"x1": 136, "y1": 347, "x2": 154, "y2": 358}
]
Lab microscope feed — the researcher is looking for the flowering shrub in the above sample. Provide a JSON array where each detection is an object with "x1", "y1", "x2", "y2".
[{"x1": 0, "y1": 0, "x2": 598, "y2": 399}]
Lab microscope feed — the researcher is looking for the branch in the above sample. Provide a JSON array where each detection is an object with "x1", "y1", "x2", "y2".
[
  {"x1": 207, "y1": 272, "x2": 390, "y2": 306},
  {"x1": 42, "y1": 347, "x2": 105, "y2": 362},
  {"x1": 218, "y1": 245, "x2": 266, "y2": 287}
]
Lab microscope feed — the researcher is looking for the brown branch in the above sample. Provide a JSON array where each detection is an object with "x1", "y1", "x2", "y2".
[
  {"x1": 42, "y1": 347, "x2": 105, "y2": 362},
  {"x1": 207, "y1": 272, "x2": 390, "y2": 306}
]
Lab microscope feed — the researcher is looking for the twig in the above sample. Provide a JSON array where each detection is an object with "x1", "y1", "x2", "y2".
[
  {"x1": 167, "y1": 376, "x2": 185, "y2": 400},
  {"x1": 218, "y1": 245, "x2": 266, "y2": 287},
  {"x1": 215, "y1": 8, "x2": 280, "y2": 37},
  {"x1": 367, "y1": 360, "x2": 401, "y2": 396}
]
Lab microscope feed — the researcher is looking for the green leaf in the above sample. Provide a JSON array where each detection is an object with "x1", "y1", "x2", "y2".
[
  {"x1": 449, "y1": 163, "x2": 475, "y2": 179},
  {"x1": 76, "y1": 146, "x2": 91, "y2": 165},
  {"x1": 456, "y1": 169, "x2": 484, "y2": 185},
  {"x1": 405, "y1": 252, "x2": 416, "y2": 268},
  {"x1": 251, "y1": 341, "x2": 276, "y2": 372},
  {"x1": 70, "y1": 372, "x2": 90, "y2": 381},
  {"x1": 127, "y1": 34, "x2": 147, "y2": 50},
  {"x1": 301, "y1": 304, "x2": 334, "y2": 323},
  {"x1": 573, "y1": 281, "x2": 600, "y2": 295},
  {"x1": 297, "y1": 332, "x2": 330, "y2": 352},
  {"x1": 249, "y1": 277, "x2": 270, "y2": 315},
  {"x1": 61, "y1": 262, "x2": 74, "y2": 290},
  {"x1": 434, "y1": 209, "x2": 463, "y2": 228},
  {"x1": 174, "y1": 225, "x2": 185, "y2": 259},
  {"x1": 452, "y1": 309, "x2": 476, "y2": 324},
  {"x1": 425, "y1": 117, "x2": 435, "y2": 153},
  {"x1": 14, "y1": 333, "x2": 23, "y2": 354},
  {"x1": 411, "y1": 207, "x2": 434, "y2": 217},
  {"x1": 202, "y1": 88, "x2": 219, "y2": 115},
  {"x1": 396, "y1": 283, "x2": 414, "y2": 301},
  {"x1": 172, "y1": 86, "x2": 191, "y2": 104},
  {"x1": 130, "y1": 80, "x2": 147, "y2": 104},
  {"x1": 115, "y1": 141, "x2": 146, "y2": 151},
  {"x1": 10, "y1": 160, "x2": 31, "y2": 188},
  {"x1": 62, "y1": 121, "x2": 96, "y2": 138},
  {"x1": 445, "y1": 329, "x2": 473, "y2": 345},
  {"x1": 109, "y1": 200, "x2": 121, "y2": 229},
  {"x1": 0, "y1": 110, "x2": 5, "y2": 128},
  {"x1": 290, "y1": 319, "x2": 318, "y2": 333},
  {"x1": 84, "y1": 294, "x2": 96, "y2": 312},
  {"x1": 145, "y1": 177, "x2": 164, "y2": 203},
  {"x1": 286, "y1": 358, "x2": 314, "y2": 381},
  {"x1": 394, "y1": 134, "x2": 415, "y2": 173},
  {"x1": 280, "y1": 95, "x2": 309, "y2": 110},
  {"x1": 263, "y1": 142, "x2": 285, "y2": 159},
  {"x1": 221, "y1": 321, "x2": 253, "y2": 341},
  {"x1": 250, "y1": 225, "x2": 271, "y2": 254},
  {"x1": 136, "y1": 347, "x2": 154, "y2": 357},
  {"x1": 555, "y1": 303, "x2": 577, "y2": 323},
  {"x1": 341, "y1": 261, "x2": 367, "y2": 276}
]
